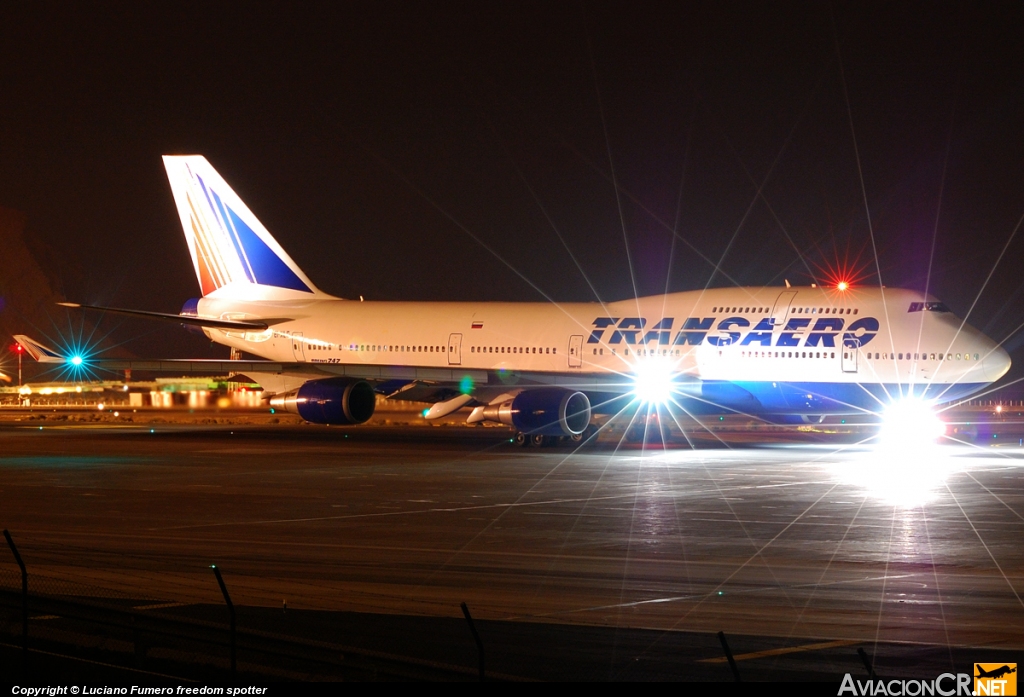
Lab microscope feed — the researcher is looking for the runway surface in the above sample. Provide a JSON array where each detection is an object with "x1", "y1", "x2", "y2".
[{"x1": 0, "y1": 419, "x2": 1022, "y2": 678}]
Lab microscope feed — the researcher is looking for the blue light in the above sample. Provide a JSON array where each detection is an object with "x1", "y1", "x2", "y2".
[{"x1": 70, "y1": 355, "x2": 83, "y2": 366}]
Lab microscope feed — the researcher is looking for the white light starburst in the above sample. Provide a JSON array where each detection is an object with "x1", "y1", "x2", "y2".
[{"x1": 631, "y1": 355, "x2": 676, "y2": 405}]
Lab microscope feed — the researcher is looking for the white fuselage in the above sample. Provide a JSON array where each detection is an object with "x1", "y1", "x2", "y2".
[{"x1": 193, "y1": 285, "x2": 1010, "y2": 412}]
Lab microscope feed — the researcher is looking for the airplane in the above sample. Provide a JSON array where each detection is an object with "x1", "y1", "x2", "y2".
[
  {"x1": 15, "y1": 155, "x2": 1013, "y2": 445},
  {"x1": 976, "y1": 665, "x2": 1016, "y2": 679}
]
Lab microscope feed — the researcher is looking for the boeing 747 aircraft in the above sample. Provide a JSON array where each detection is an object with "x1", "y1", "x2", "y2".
[{"x1": 16, "y1": 156, "x2": 1012, "y2": 443}]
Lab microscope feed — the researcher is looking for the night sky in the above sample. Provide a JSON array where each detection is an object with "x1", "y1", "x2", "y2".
[{"x1": 2, "y1": 2, "x2": 1024, "y2": 384}]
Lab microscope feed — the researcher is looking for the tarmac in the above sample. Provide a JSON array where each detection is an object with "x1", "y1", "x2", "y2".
[{"x1": 0, "y1": 409, "x2": 1022, "y2": 680}]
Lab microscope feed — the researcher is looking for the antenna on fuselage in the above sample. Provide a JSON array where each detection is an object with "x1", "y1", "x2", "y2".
[{"x1": 785, "y1": 279, "x2": 791, "y2": 288}]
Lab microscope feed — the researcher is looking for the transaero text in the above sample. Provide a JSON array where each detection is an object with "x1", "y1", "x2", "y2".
[{"x1": 587, "y1": 316, "x2": 879, "y2": 348}]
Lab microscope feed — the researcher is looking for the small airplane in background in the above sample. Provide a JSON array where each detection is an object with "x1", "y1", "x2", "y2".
[{"x1": 15, "y1": 156, "x2": 1011, "y2": 444}]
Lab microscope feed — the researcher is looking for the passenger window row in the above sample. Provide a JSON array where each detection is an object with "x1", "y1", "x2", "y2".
[
  {"x1": 591, "y1": 348, "x2": 682, "y2": 356},
  {"x1": 471, "y1": 346, "x2": 556, "y2": 355},
  {"x1": 792, "y1": 307, "x2": 856, "y2": 315},
  {"x1": 348, "y1": 345, "x2": 447, "y2": 352},
  {"x1": 710, "y1": 306, "x2": 858, "y2": 315},
  {"x1": 736, "y1": 351, "x2": 836, "y2": 359},
  {"x1": 865, "y1": 351, "x2": 979, "y2": 362}
]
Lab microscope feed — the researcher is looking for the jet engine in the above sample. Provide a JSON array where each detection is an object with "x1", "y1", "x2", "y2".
[
  {"x1": 472, "y1": 388, "x2": 591, "y2": 436},
  {"x1": 269, "y1": 377, "x2": 376, "y2": 425}
]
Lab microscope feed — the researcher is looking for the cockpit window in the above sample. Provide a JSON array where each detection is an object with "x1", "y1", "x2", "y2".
[{"x1": 908, "y1": 302, "x2": 951, "y2": 313}]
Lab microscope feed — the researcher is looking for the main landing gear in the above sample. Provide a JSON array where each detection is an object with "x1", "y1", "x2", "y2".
[
  {"x1": 512, "y1": 424, "x2": 598, "y2": 447},
  {"x1": 512, "y1": 432, "x2": 555, "y2": 447}
]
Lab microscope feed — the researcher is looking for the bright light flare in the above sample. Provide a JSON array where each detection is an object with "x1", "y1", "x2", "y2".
[
  {"x1": 836, "y1": 280, "x2": 849, "y2": 291},
  {"x1": 831, "y1": 399, "x2": 951, "y2": 507},
  {"x1": 879, "y1": 398, "x2": 946, "y2": 449},
  {"x1": 632, "y1": 355, "x2": 676, "y2": 404},
  {"x1": 70, "y1": 355, "x2": 83, "y2": 366}
]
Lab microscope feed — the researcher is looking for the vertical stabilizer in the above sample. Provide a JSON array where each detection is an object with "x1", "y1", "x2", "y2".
[{"x1": 162, "y1": 155, "x2": 325, "y2": 299}]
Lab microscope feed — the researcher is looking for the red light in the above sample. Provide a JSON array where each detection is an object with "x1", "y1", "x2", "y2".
[{"x1": 837, "y1": 281, "x2": 849, "y2": 291}]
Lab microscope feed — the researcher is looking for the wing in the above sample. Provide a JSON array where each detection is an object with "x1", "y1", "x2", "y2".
[{"x1": 13, "y1": 334, "x2": 494, "y2": 397}]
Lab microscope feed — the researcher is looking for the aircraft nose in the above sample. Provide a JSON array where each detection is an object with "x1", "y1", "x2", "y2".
[{"x1": 982, "y1": 345, "x2": 1011, "y2": 382}]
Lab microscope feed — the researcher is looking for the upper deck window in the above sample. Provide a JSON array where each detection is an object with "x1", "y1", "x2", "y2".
[{"x1": 908, "y1": 302, "x2": 951, "y2": 313}]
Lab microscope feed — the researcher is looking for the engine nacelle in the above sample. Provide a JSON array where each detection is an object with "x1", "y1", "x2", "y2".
[
  {"x1": 269, "y1": 378, "x2": 376, "y2": 425},
  {"x1": 179, "y1": 298, "x2": 207, "y2": 337},
  {"x1": 476, "y1": 388, "x2": 591, "y2": 436}
]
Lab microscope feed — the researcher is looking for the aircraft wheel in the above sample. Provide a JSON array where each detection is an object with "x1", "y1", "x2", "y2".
[
  {"x1": 569, "y1": 431, "x2": 584, "y2": 443},
  {"x1": 514, "y1": 431, "x2": 528, "y2": 447},
  {"x1": 530, "y1": 434, "x2": 546, "y2": 447}
]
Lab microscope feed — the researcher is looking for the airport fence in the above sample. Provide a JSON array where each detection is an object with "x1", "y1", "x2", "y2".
[{"x1": 0, "y1": 530, "x2": 506, "y2": 681}]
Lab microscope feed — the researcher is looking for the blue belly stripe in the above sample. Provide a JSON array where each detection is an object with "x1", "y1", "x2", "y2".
[{"x1": 690, "y1": 381, "x2": 988, "y2": 414}]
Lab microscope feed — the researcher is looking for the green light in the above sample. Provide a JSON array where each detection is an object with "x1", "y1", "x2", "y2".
[
  {"x1": 422, "y1": 409, "x2": 430, "y2": 417},
  {"x1": 719, "y1": 416, "x2": 724, "y2": 421},
  {"x1": 269, "y1": 408, "x2": 275, "y2": 414},
  {"x1": 70, "y1": 355, "x2": 83, "y2": 366},
  {"x1": 459, "y1": 375, "x2": 474, "y2": 395},
  {"x1": 840, "y1": 419, "x2": 846, "y2": 424}
]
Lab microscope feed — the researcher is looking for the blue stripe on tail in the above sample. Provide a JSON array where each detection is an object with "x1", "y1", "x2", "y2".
[{"x1": 226, "y1": 207, "x2": 311, "y2": 292}]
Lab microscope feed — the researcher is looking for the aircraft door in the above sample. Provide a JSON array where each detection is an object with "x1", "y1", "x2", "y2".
[
  {"x1": 842, "y1": 345, "x2": 859, "y2": 373},
  {"x1": 448, "y1": 333, "x2": 462, "y2": 366},
  {"x1": 291, "y1": 332, "x2": 306, "y2": 362},
  {"x1": 568, "y1": 335, "x2": 583, "y2": 368},
  {"x1": 770, "y1": 291, "x2": 798, "y2": 328}
]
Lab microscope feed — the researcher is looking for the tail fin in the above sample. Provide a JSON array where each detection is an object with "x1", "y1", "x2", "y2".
[
  {"x1": 162, "y1": 156, "x2": 325, "y2": 299},
  {"x1": 13, "y1": 335, "x2": 64, "y2": 363}
]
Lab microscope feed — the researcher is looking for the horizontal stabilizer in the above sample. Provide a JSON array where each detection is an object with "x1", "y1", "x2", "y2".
[{"x1": 58, "y1": 302, "x2": 278, "y2": 331}]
